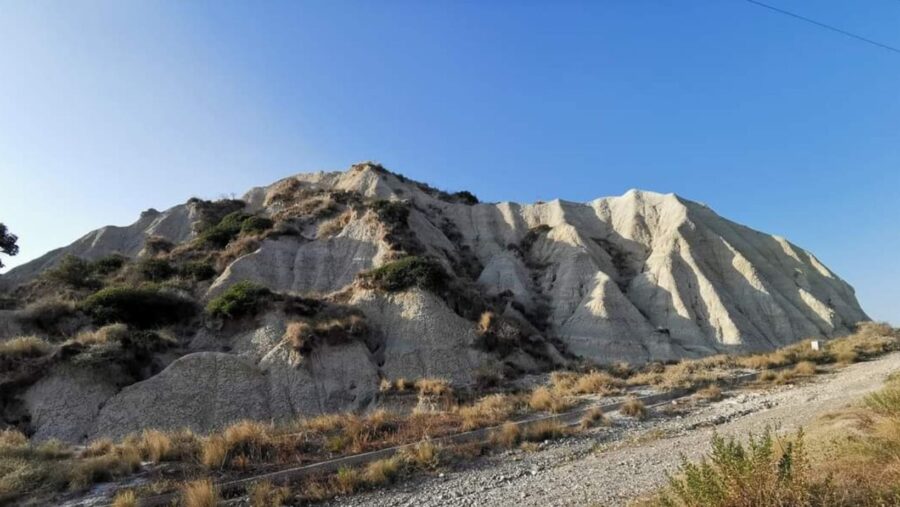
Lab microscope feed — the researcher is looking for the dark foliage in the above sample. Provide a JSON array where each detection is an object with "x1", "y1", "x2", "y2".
[
  {"x1": 0, "y1": 223, "x2": 19, "y2": 268},
  {"x1": 358, "y1": 256, "x2": 449, "y2": 293},
  {"x1": 137, "y1": 258, "x2": 176, "y2": 282},
  {"x1": 179, "y1": 261, "x2": 217, "y2": 282},
  {"x1": 82, "y1": 286, "x2": 197, "y2": 328}
]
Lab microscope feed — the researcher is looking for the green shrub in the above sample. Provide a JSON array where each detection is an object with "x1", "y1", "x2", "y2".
[
  {"x1": 358, "y1": 256, "x2": 448, "y2": 293},
  {"x1": 180, "y1": 261, "x2": 217, "y2": 282},
  {"x1": 450, "y1": 191, "x2": 479, "y2": 205},
  {"x1": 138, "y1": 258, "x2": 176, "y2": 282},
  {"x1": 655, "y1": 429, "x2": 812, "y2": 507},
  {"x1": 371, "y1": 200, "x2": 410, "y2": 226},
  {"x1": 82, "y1": 286, "x2": 196, "y2": 328},
  {"x1": 46, "y1": 255, "x2": 99, "y2": 289},
  {"x1": 199, "y1": 211, "x2": 249, "y2": 248},
  {"x1": 91, "y1": 254, "x2": 128, "y2": 276},
  {"x1": 199, "y1": 212, "x2": 273, "y2": 249},
  {"x1": 206, "y1": 281, "x2": 271, "y2": 319},
  {"x1": 189, "y1": 198, "x2": 246, "y2": 234},
  {"x1": 240, "y1": 216, "x2": 273, "y2": 235}
]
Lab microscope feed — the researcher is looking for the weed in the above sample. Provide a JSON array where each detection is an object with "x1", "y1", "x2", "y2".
[{"x1": 621, "y1": 398, "x2": 648, "y2": 420}]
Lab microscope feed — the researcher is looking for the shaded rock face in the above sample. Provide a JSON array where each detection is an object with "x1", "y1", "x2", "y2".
[
  {"x1": 24, "y1": 366, "x2": 119, "y2": 442},
  {"x1": 90, "y1": 344, "x2": 381, "y2": 440},
  {"x1": 0, "y1": 163, "x2": 870, "y2": 441}
]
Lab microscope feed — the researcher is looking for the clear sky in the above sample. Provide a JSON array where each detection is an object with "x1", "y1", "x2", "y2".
[{"x1": 0, "y1": 0, "x2": 897, "y2": 323}]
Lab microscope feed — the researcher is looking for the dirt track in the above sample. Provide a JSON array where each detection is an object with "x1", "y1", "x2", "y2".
[{"x1": 327, "y1": 352, "x2": 900, "y2": 507}]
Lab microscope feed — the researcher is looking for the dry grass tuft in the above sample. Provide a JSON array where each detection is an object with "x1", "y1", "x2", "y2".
[
  {"x1": 68, "y1": 444, "x2": 141, "y2": 490},
  {"x1": 793, "y1": 361, "x2": 817, "y2": 377},
  {"x1": 111, "y1": 489, "x2": 137, "y2": 507},
  {"x1": 0, "y1": 335, "x2": 52, "y2": 360},
  {"x1": 317, "y1": 210, "x2": 353, "y2": 238},
  {"x1": 458, "y1": 393, "x2": 521, "y2": 430},
  {"x1": 572, "y1": 371, "x2": 622, "y2": 395},
  {"x1": 402, "y1": 440, "x2": 439, "y2": 469},
  {"x1": 528, "y1": 387, "x2": 572, "y2": 413},
  {"x1": 0, "y1": 428, "x2": 28, "y2": 448},
  {"x1": 181, "y1": 479, "x2": 218, "y2": 507},
  {"x1": 695, "y1": 385, "x2": 723, "y2": 402},
  {"x1": 364, "y1": 456, "x2": 402, "y2": 485},
  {"x1": 248, "y1": 480, "x2": 289, "y2": 507},
  {"x1": 579, "y1": 407, "x2": 609, "y2": 429},
  {"x1": 200, "y1": 436, "x2": 228, "y2": 469},
  {"x1": 139, "y1": 430, "x2": 172, "y2": 463},
  {"x1": 490, "y1": 421, "x2": 522, "y2": 448},
  {"x1": 621, "y1": 398, "x2": 648, "y2": 420},
  {"x1": 522, "y1": 419, "x2": 568, "y2": 442}
]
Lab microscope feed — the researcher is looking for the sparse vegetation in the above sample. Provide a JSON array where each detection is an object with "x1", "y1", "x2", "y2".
[
  {"x1": 82, "y1": 286, "x2": 196, "y2": 328},
  {"x1": 0, "y1": 335, "x2": 51, "y2": 361},
  {"x1": 651, "y1": 429, "x2": 813, "y2": 506},
  {"x1": 205, "y1": 281, "x2": 271, "y2": 319},
  {"x1": 111, "y1": 489, "x2": 137, "y2": 507},
  {"x1": 45, "y1": 255, "x2": 99, "y2": 289},
  {"x1": 137, "y1": 257, "x2": 176, "y2": 282},
  {"x1": 181, "y1": 479, "x2": 218, "y2": 507},
  {"x1": 580, "y1": 406, "x2": 609, "y2": 429},
  {"x1": 529, "y1": 386, "x2": 572, "y2": 413},
  {"x1": 694, "y1": 384, "x2": 723, "y2": 402},
  {"x1": 358, "y1": 256, "x2": 449, "y2": 293},
  {"x1": 284, "y1": 308, "x2": 369, "y2": 355},
  {"x1": 621, "y1": 398, "x2": 648, "y2": 420},
  {"x1": 248, "y1": 480, "x2": 289, "y2": 507},
  {"x1": 16, "y1": 297, "x2": 79, "y2": 335}
]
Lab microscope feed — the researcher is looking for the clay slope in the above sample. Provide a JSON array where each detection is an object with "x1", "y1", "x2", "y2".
[{"x1": 3, "y1": 163, "x2": 868, "y2": 365}]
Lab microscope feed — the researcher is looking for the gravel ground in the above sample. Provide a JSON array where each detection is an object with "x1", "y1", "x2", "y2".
[{"x1": 326, "y1": 352, "x2": 900, "y2": 507}]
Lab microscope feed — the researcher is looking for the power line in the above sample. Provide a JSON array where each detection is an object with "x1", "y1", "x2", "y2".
[{"x1": 744, "y1": 0, "x2": 900, "y2": 55}]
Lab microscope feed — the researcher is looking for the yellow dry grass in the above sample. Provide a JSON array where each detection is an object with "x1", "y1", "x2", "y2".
[{"x1": 181, "y1": 479, "x2": 218, "y2": 507}]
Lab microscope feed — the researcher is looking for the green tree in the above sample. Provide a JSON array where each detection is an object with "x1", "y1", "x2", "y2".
[{"x1": 0, "y1": 223, "x2": 18, "y2": 268}]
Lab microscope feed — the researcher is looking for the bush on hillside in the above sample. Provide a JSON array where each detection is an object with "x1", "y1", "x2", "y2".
[
  {"x1": 198, "y1": 211, "x2": 274, "y2": 249},
  {"x1": 17, "y1": 297, "x2": 80, "y2": 335},
  {"x1": 450, "y1": 191, "x2": 479, "y2": 205},
  {"x1": 370, "y1": 200, "x2": 410, "y2": 226},
  {"x1": 82, "y1": 286, "x2": 197, "y2": 328},
  {"x1": 240, "y1": 216, "x2": 273, "y2": 235},
  {"x1": 655, "y1": 429, "x2": 812, "y2": 506},
  {"x1": 143, "y1": 235, "x2": 175, "y2": 255},
  {"x1": 285, "y1": 309, "x2": 369, "y2": 355},
  {"x1": 46, "y1": 255, "x2": 100, "y2": 289},
  {"x1": 357, "y1": 256, "x2": 449, "y2": 293},
  {"x1": 179, "y1": 261, "x2": 217, "y2": 282},
  {"x1": 138, "y1": 258, "x2": 176, "y2": 282},
  {"x1": 205, "y1": 281, "x2": 272, "y2": 319},
  {"x1": 91, "y1": 254, "x2": 128, "y2": 276},
  {"x1": 189, "y1": 198, "x2": 246, "y2": 234}
]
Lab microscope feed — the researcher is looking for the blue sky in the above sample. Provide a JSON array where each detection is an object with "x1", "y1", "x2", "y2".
[{"x1": 0, "y1": 0, "x2": 897, "y2": 323}]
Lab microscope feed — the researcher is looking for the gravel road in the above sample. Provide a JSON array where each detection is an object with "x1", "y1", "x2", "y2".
[{"x1": 327, "y1": 352, "x2": 900, "y2": 507}]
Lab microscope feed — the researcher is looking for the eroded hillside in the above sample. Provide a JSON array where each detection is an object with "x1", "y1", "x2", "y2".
[{"x1": 0, "y1": 162, "x2": 868, "y2": 443}]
